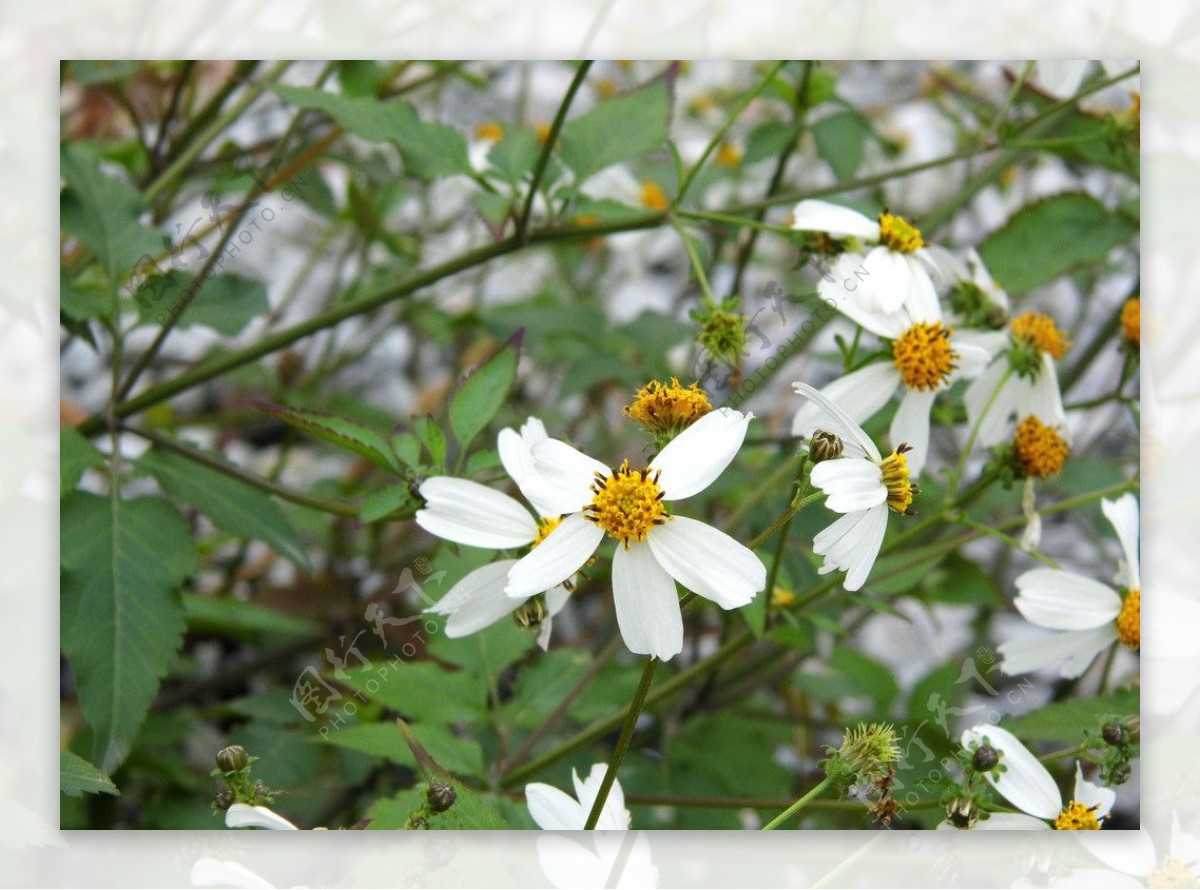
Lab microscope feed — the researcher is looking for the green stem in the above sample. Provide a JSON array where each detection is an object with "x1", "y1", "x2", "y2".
[
  {"x1": 957, "y1": 517, "x2": 1059, "y2": 568},
  {"x1": 944, "y1": 366, "x2": 1013, "y2": 508},
  {"x1": 763, "y1": 455, "x2": 808, "y2": 626},
  {"x1": 583, "y1": 656, "x2": 659, "y2": 829},
  {"x1": 672, "y1": 216, "x2": 717, "y2": 303},
  {"x1": 760, "y1": 773, "x2": 838, "y2": 829}
]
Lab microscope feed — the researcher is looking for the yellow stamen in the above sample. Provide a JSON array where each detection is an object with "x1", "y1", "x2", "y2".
[
  {"x1": 1146, "y1": 856, "x2": 1198, "y2": 889},
  {"x1": 878, "y1": 211, "x2": 924, "y2": 253},
  {"x1": 1117, "y1": 588, "x2": 1140, "y2": 650},
  {"x1": 1053, "y1": 800, "x2": 1103, "y2": 830},
  {"x1": 624, "y1": 377, "x2": 712, "y2": 435},
  {"x1": 880, "y1": 448, "x2": 915, "y2": 515},
  {"x1": 640, "y1": 181, "x2": 670, "y2": 211},
  {"x1": 716, "y1": 142, "x2": 743, "y2": 168},
  {"x1": 1014, "y1": 416, "x2": 1070, "y2": 479},
  {"x1": 532, "y1": 515, "x2": 563, "y2": 548},
  {"x1": 771, "y1": 586, "x2": 795, "y2": 608},
  {"x1": 892, "y1": 322, "x2": 957, "y2": 391},
  {"x1": 1010, "y1": 311, "x2": 1070, "y2": 360},
  {"x1": 1122, "y1": 297, "x2": 1140, "y2": 348},
  {"x1": 473, "y1": 121, "x2": 504, "y2": 143},
  {"x1": 584, "y1": 460, "x2": 669, "y2": 547}
]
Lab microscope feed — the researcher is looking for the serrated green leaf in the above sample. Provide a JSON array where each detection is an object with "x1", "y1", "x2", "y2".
[
  {"x1": 60, "y1": 751, "x2": 119, "y2": 797},
  {"x1": 338, "y1": 661, "x2": 485, "y2": 725},
  {"x1": 449, "y1": 342, "x2": 519, "y2": 451},
  {"x1": 812, "y1": 111, "x2": 871, "y2": 181},
  {"x1": 61, "y1": 492, "x2": 196, "y2": 772},
  {"x1": 360, "y1": 484, "x2": 417, "y2": 523},
  {"x1": 139, "y1": 447, "x2": 312, "y2": 573},
  {"x1": 496, "y1": 649, "x2": 591, "y2": 730},
  {"x1": 978, "y1": 193, "x2": 1138, "y2": 294},
  {"x1": 182, "y1": 592, "x2": 321, "y2": 642},
  {"x1": 60, "y1": 428, "x2": 105, "y2": 494},
  {"x1": 134, "y1": 271, "x2": 269, "y2": 335},
  {"x1": 426, "y1": 614, "x2": 537, "y2": 682},
  {"x1": 1011, "y1": 689, "x2": 1139, "y2": 743},
  {"x1": 486, "y1": 126, "x2": 541, "y2": 184},
  {"x1": 60, "y1": 266, "x2": 112, "y2": 323},
  {"x1": 389, "y1": 433, "x2": 422, "y2": 469},
  {"x1": 560, "y1": 80, "x2": 671, "y2": 181},
  {"x1": 411, "y1": 416, "x2": 447, "y2": 469},
  {"x1": 256, "y1": 402, "x2": 402, "y2": 473},
  {"x1": 320, "y1": 722, "x2": 483, "y2": 778}
]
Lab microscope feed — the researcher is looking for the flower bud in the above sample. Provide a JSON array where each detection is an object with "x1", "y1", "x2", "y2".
[
  {"x1": 215, "y1": 745, "x2": 248, "y2": 773},
  {"x1": 1101, "y1": 721, "x2": 1126, "y2": 746},
  {"x1": 972, "y1": 744, "x2": 999, "y2": 772},
  {"x1": 426, "y1": 781, "x2": 457, "y2": 813},
  {"x1": 809, "y1": 429, "x2": 844, "y2": 464},
  {"x1": 213, "y1": 789, "x2": 234, "y2": 811},
  {"x1": 1110, "y1": 761, "x2": 1132, "y2": 786}
]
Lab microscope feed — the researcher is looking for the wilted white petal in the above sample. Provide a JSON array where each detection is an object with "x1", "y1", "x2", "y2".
[
  {"x1": 417, "y1": 477, "x2": 538, "y2": 548},
  {"x1": 612, "y1": 541, "x2": 683, "y2": 660},
  {"x1": 647, "y1": 516, "x2": 765, "y2": 609},
  {"x1": 790, "y1": 199, "x2": 879, "y2": 240},
  {"x1": 962, "y1": 724, "x2": 1061, "y2": 820},
  {"x1": 1013, "y1": 569, "x2": 1123, "y2": 630},
  {"x1": 810, "y1": 458, "x2": 886, "y2": 513},
  {"x1": 651, "y1": 407, "x2": 751, "y2": 500}
]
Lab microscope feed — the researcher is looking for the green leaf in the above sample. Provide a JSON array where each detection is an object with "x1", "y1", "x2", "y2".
[
  {"x1": 255, "y1": 402, "x2": 403, "y2": 474},
  {"x1": 61, "y1": 492, "x2": 197, "y2": 772},
  {"x1": 60, "y1": 266, "x2": 112, "y2": 323},
  {"x1": 486, "y1": 126, "x2": 541, "y2": 184},
  {"x1": 389, "y1": 433, "x2": 422, "y2": 469},
  {"x1": 812, "y1": 111, "x2": 872, "y2": 181},
  {"x1": 274, "y1": 86, "x2": 472, "y2": 180},
  {"x1": 1011, "y1": 689, "x2": 1139, "y2": 744},
  {"x1": 60, "y1": 142, "x2": 162, "y2": 279},
  {"x1": 977, "y1": 193, "x2": 1138, "y2": 294},
  {"x1": 449, "y1": 340, "x2": 520, "y2": 452},
  {"x1": 321, "y1": 722, "x2": 483, "y2": 778},
  {"x1": 60, "y1": 428, "x2": 105, "y2": 493},
  {"x1": 139, "y1": 447, "x2": 312, "y2": 573},
  {"x1": 793, "y1": 645, "x2": 899, "y2": 709},
  {"x1": 743, "y1": 121, "x2": 797, "y2": 165},
  {"x1": 360, "y1": 484, "x2": 418, "y2": 523},
  {"x1": 496, "y1": 649, "x2": 591, "y2": 730},
  {"x1": 134, "y1": 271, "x2": 269, "y2": 335},
  {"x1": 426, "y1": 615, "x2": 537, "y2": 683},
  {"x1": 60, "y1": 751, "x2": 119, "y2": 797},
  {"x1": 338, "y1": 661, "x2": 485, "y2": 725},
  {"x1": 560, "y1": 80, "x2": 671, "y2": 181},
  {"x1": 182, "y1": 592, "x2": 322, "y2": 642},
  {"x1": 411, "y1": 416, "x2": 447, "y2": 469}
]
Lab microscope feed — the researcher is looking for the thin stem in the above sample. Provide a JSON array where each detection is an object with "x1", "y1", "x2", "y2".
[
  {"x1": 760, "y1": 773, "x2": 838, "y2": 829},
  {"x1": 957, "y1": 517, "x2": 1059, "y2": 568},
  {"x1": 672, "y1": 217, "x2": 717, "y2": 304},
  {"x1": 944, "y1": 366, "x2": 1012, "y2": 507},
  {"x1": 764, "y1": 455, "x2": 808, "y2": 626},
  {"x1": 583, "y1": 656, "x2": 659, "y2": 829},
  {"x1": 516, "y1": 61, "x2": 592, "y2": 243}
]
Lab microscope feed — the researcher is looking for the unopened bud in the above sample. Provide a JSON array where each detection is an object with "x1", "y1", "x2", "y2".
[
  {"x1": 809, "y1": 429, "x2": 844, "y2": 464},
  {"x1": 1101, "y1": 721, "x2": 1126, "y2": 746},
  {"x1": 214, "y1": 789, "x2": 234, "y2": 811},
  {"x1": 946, "y1": 797, "x2": 978, "y2": 830},
  {"x1": 972, "y1": 744, "x2": 999, "y2": 772},
  {"x1": 426, "y1": 781, "x2": 457, "y2": 813},
  {"x1": 215, "y1": 745, "x2": 248, "y2": 773},
  {"x1": 1110, "y1": 761, "x2": 1132, "y2": 785}
]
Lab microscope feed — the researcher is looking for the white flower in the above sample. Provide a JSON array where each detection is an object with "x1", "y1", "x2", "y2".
[
  {"x1": 793, "y1": 383, "x2": 917, "y2": 591},
  {"x1": 998, "y1": 494, "x2": 1140, "y2": 678},
  {"x1": 791, "y1": 198, "x2": 944, "y2": 316},
  {"x1": 526, "y1": 763, "x2": 630, "y2": 830},
  {"x1": 1076, "y1": 810, "x2": 1200, "y2": 884},
  {"x1": 505, "y1": 407, "x2": 766, "y2": 661},
  {"x1": 416, "y1": 418, "x2": 570, "y2": 650},
  {"x1": 790, "y1": 289, "x2": 993, "y2": 476},
  {"x1": 952, "y1": 724, "x2": 1115, "y2": 830},
  {"x1": 224, "y1": 803, "x2": 299, "y2": 830}
]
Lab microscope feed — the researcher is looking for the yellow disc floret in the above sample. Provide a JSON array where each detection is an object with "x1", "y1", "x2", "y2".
[
  {"x1": 473, "y1": 121, "x2": 504, "y2": 143},
  {"x1": 892, "y1": 322, "x2": 957, "y2": 391},
  {"x1": 716, "y1": 142, "x2": 743, "y2": 167},
  {"x1": 1117, "y1": 588, "x2": 1140, "y2": 650},
  {"x1": 1147, "y1": 856, "x2": 1199, "y2": 889},
  {"x1": 1010, "y1": 311, "x2": 1071, "y2": 360},
  {"x1": 771, "y1": 586, "x2": 796, "y2": 608},
  {"x1": 532, "y1": 515, "x2": 563, "y2": 548},
  {"x1": 878, "y1": 211, "x2": 924, "y2": 253},
  {"x1": 584, "y1": 460, "x2": 669, "y2": 547},
  {"x1": 624, "y1": 378, "x2": 712, "y2": 435},
  {"x1": 1053, "y1": 800, "x2": 1103, "y2": 830},
  {"x1": 1014, "y1": 416, "x2": 1070, "y2": 479},
  {"x1": 1122, "y1": 297, "x2": 1140, "y2": 348},
  {"x1": 880, "y1": 447, "x2": 916, "y2": 515},
  {"x1": 640, "y1": 181, "x2": 670, "y2": 211}
]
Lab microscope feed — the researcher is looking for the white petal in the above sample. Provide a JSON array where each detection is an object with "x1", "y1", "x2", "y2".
[
  {"x1": 525, "y1": 438, "x2": 610, "y2": 516},
  {"x1": 505, "y1": 512, "x2": 604, "y2": 598},
  {"x1": 791, "y1": 365, "x2": 899, "y2": 450},
  {"x1": 526, "y1": 782, "x2": 587, "y2": 830},
  {"x1": 810, "y1": 458, "x2": 887, "y2": 513},
  {"x1": 963, "y1": 724, "x2": 1061, "y2": 820},
  {"x1": 416, "y1": 477, "x2": 537, "y2": 548},
  {"x1": 646, "y1": 516, "x2": 766, "y2": 609},
  {"x1": 973, "y1": 812, "x2": 1051, "y2": 830},
  {"x1": 790, "y1": 199, "x2": 880, "y2": 240},
  {"x1": 818, "y1": 253, "x2": 911, "y2": 339},
  {"x1": 901, "y1": 255, "x2": 942, "y2": 322},
  {"x1": 951, "y1": 341, "x2": 997, "y2": 383},
  {"x1": 998, "y1": 625, "x2": 1118, "y2": 678},
  {"x1": 1077, "y1": 828, "x2": 1156, "y2": 876},
  {"x1": 426, "y1": 559, "x2": 523, "y2": 637},
  {"x1": 1172, "y1": 811, "x2": 1200, "y2": 862},
  {"x1": 651, "y1": 407, "x2": 751, "y2": 500},
  {"x1": 857, "y1": 246, "x2": 913, "y2": 315},
  {"x1": 1102, "y1": 494, "x2": 1140, "y2": 591},
  {"x1": 889, "y1": 388, "x2": 935, "y2": 477},
  {"x1": 225, "y1": 803, "x2": 299, "y2": 830},
  {"x1": 498, "y1": 417, "x2": 557, "y2": 516},
  {"x1": 1013, "y1": 569, "x2": 1123, "y2": 630},
  {"x1": 572, "y1": 764, "x2": 629, "y2": 830},
  {"x1": 1030, "y1": 355, "x2": 1069, "y2": 433},
  {"x1": 536, "y1": 616, "x2": 554, "y2": 650},
  {"x1": 792, "y1": 382, "x2": 882, "y2": 461},
  {"x1": 813, "y1": 504, "x2": 888, "y2": 591},
  {"x1": 546, "y1": 584, "x2": 571, "y2": 616},
  {"x1": 612, "y1": 541, "x2": 683, "y2": 660},
  {"x1": 1073, "y1": 762, "x2": 1117, "y2": 820},
  {"x1": 964, "y1": 360, "x2": 1018, "y2": 448},
  {"x1": 191, "y1": 858, "x2": 277, "y2": 889}
]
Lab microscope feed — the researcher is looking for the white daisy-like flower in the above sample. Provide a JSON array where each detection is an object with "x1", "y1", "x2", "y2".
[
  {"x1": 790, "y1": 286, "x2": 994, "y2": 477},
  {"x1": 525, "y1": 763, "x2": 630, "y2": 830},
  {"x1": 790, "y1": 198, "x2": 944, "y2": 316},
  {"x1": 792, "y1": 383, "x2": 918, "y2": 592},
  {"x1": 998, "y1": 494, "x2": 1140, "y2": 678},
  {"x1": 225, "y1": 803, "x2": 300, "y2": 830},
  {"x1": 952, "y1": 724, "x2": 1116, "y2": 830},
  {"x1": 416, "y1": 418, "x2": 570, "y2": 650},
  {"x1": 1076, "y1": 809, "x2": 1200, "y2": 885},
  {"x1": 505, "y1": 407, "x2": 766, "y2": 661},
  {"x1": 964, "y1": 310, "x2": 1071, "y2": 449}
]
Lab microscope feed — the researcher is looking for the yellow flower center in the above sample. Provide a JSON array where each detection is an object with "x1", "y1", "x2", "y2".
[
  {"x1": 1147, "y1": 856, "x2": 1200, "y2": 889},
  {"x1": 595, "y1": 77, "x2": 618, "y2": 99},
  {"x1": 892, "y1": 322, "x2": 957, "y2": 391},
  {"x1": 640, "y1": 181, "x2": 670, "y2": 211},
  {"x1": 473, "y1": 121, "x2": 504, "y2": 143},
  {"x1": 716, "y1": 142, "x2": 743, "y2": 168},
  {"x1": 1014, "y1": 416, "x2": 1070, "y2": 479},
  {"x1": 532, "y1": 515, "x2": 563, "y2": 548},
  {"x1": 1117, "y1": 588, "x2": 1140, "y2": 650},
  {"x1": 881, "y1": 448, "x2": 915, "y2": 515},
  {"x1": 1053, "y1": 800, "x2": 1103, "y2": 830},
  {"x1": 1010, "y1": 311, "x2": 1070, "y2": 360},
  {"x1": 878, "y1": 211, "x2": 924, "y2": 253},
  {"x1": 1122, "y1": 297, "x2": 1140, "y2": 348},
  {"x1": 624, "y1": 377, "x2": 712, "y2": 435},
  {"x1": 584, "y1": 460, "x2": 669, "y2": 547},
  {"x1": 771, "y1": 586, "x2": 796, "y2": 608},
  {"x1": 535, "y1": 122, "x2": 552, "y2": 145}
]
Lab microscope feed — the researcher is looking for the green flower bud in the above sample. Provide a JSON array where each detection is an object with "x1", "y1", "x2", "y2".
[
  {"x1": 809, "y1": 429, "x2": 844, "y2": 464},
  {"x1": 972, "y1": 744, "x2": 999, "y2": 772},
  {"x1": 426, "y1": 781, "x2": 457, "y2": 813},
  {"x1": 215, "y1": 745, "x2": 249, "y2": 773}
]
